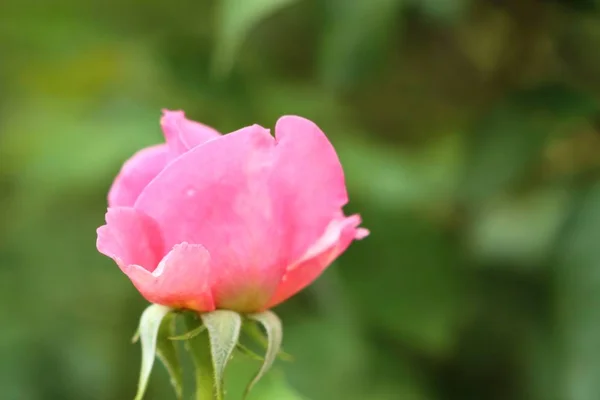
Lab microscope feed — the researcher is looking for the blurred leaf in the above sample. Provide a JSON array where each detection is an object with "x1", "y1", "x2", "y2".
[
  {"x1": 364, "y1": 344, "x2": 432, "y2": 400},
  {"x1": 244, "y1": 311, "x2": 283, "y2": 398},
  {"x1": 558, "y1": 14, "x2": 600, "y2": 91},
  {"x1": 553, "y1": 0, "x2": 600, "y2": 13},
  {"x1": 556, "y1": 182, "x2": 600, "y2": 400},
  {"x1": 468, "y1": 188, "x2": 571, "y2": 267},
  {"x1": 455, "y1": 8, "x2": 511, "y2": 76},
  {"x1": 1, "y1": 100, "x2": 160, "y2": 193},
  {"x1": 201, "y1": 310, "x2": 243, "y2": 399},
  {"x1": 342, "y1": 211, "x2": 467, "y2": 355},
  {"x1": 225, "y1": 358, "x2": 305, "y2": 400},
  {"x1": 245, "y1": 369, "x2": 306, "y2": 400},
  {"x1": 524, "y1": 324, "x2": 557, "y2": 400},
  {"x1": 281, "y1": 316, "x2": 366, "y2": 400},
  {"x1": 134, "y1": 304, "x2": 174, "y2": 400},
  {"x1": 408, "y1": 0, "x2": 470, "y2": 21},
  {"x1": 156, "y1": 313, "x2": 183, "y2": 399},
  {"x1": 318, "y1": 0, "x2": 403, "y2": 91},
  {"x1": 213, "y1": 0, "x2": 299, "y2": 76},
  {"x1": 339, "y1": 131, "x2": 464, "y2": 210},
  {"x1": 462, "y1": 85, "x2": 598, "y2": 204}
]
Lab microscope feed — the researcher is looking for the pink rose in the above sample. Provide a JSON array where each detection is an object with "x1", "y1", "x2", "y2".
[{"x1": 96, "y1": 110, "x2": 368, "y2": 312}]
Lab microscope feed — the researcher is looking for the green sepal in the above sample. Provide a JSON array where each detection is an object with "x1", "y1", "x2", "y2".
[
  {"x1": 236, "y1": 342, "x2": 265, "y2": 362},
  {"x1": 133, "y1": 304, "x2": 174, "y2": 400},
  {"x1": 131, "y1": 328, "x2": 140, "y2": 344},
  {"x1": 156, "y1": 313, "x2": 183, "y2": 399},
  {"x1": 244, "y1": 310, "x2": 283, "y2": 399},
  {"x1": 201, "y1": 310, "x2": 243, "y2": 400},
  {"x1": 169, "y1": 323, "x2": 206, "y2": 341},
  {"x1": 244, "y1": 319, "x2": 293, "y2": 361},
  {"x1": 184, "y1": 312, "x2": 216, "y2": 400}
]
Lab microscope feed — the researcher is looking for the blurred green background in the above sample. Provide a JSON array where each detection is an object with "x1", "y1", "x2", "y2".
[{"x1": 3, "y1": 0, "x2": 600, "y2": 399}]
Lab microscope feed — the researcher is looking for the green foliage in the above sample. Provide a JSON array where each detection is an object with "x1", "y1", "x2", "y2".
[
  {"x1": 556, "y1": 183, "x2": 600, "y2": 400},
  {"x1": 213, "y1": 0, "x2": 299, "y2": 76},
  {"x1": 461, "y1": 85, "x2": 598, "y2": 205},
  {"x1": 3, "y1": 0, "x2": 600, "y2": 399},
  {"x1": 317, "y1": 0, "x2": 402, "y2": 90}
]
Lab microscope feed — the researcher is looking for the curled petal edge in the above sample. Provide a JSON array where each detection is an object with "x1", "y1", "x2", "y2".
[
  {"x1": 122, "y1": 243, "x2": 216, "y2": 312},
  {"x1": 266, "y1": 215, "x2": 368, "y2": 308}
]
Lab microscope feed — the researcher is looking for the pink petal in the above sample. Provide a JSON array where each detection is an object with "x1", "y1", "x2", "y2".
[
  {"x1": 96, "y1": 207, "x2": 164, "y2": 272},
  {"x1": 266, "y1": 215, "x2": 368, "y2": 308},
  {"x1": 108, "y1": 145, "x2": 168, "y2": 207},
  {"x1": 123, "y1": 243, "x2": 215, "y2": 312},
  {"x1": 160, "y1": 110, "x2": 221, "y2": 159},
  {"x1": 270, "y1": 116, "x2": 349, "y2": 262},
  {"x1": 134, "y1": 125, "x2": 287, "y2": 311}
]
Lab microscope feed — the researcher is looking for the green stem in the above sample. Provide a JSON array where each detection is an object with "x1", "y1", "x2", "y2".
[{"x1": 185, "y1": 314, "x2": 218, "y2": 400}]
